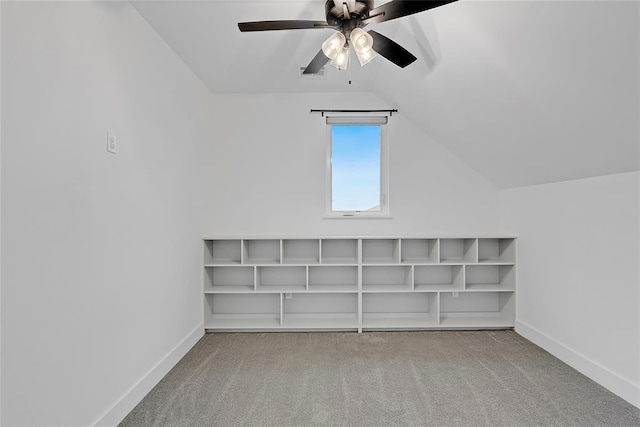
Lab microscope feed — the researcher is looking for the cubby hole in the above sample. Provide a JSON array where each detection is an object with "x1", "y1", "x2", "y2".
[
  {"x1": 204, "y1": 266, "x2": 254, "y2": 293},
  {"x1": 362, "y1": 265, "x2": 412, "y2": 292},
  {"x1": 282, "y1": 293, "x2": 357, "y2": 329},
  {"x1": 465, "y1": 265, "x2": 515, "y2": 291},
  {"x1": 478, "y1": 238, "x2": 515, "y2": 263},
  {"x1": 362, "y1": 239, "x2": 400, "y2": 264},
  {"x1": 400, "y1": 239, "x2": 438, "y2": 264},
  {"x1": 308, "y1": 266, "x2": 358, "y2": 292},
  {"x1": 439, "y1": 238, "x2": 477, "y2": 263},
  {"x1": 321, "y1": 239, "x2": 358, "y2": 264},
  {"x1": 256, "y1": 266, "x2": 306, "y2": 292},
  {"x1": 243, "y1": 239, "x2": 280, "y2": 264},
  {"x1": 362, "y1": 292, "x2": 438, "y2": 329},
  {"x1": 282, "y1": 239, "x2": 320, "y2": 264},
  {"x1": 414, "y1": 265, "x2": 463, "y2": 291},
  {"x1": 204, "y1": 293, "x2": 281, "y2": 330},
  {"x1": 204, "y1": 239, "x2": 241, "y2": 265},
  {"x1": 439, "y1": 291, "x2": 514, "y2": 328}
]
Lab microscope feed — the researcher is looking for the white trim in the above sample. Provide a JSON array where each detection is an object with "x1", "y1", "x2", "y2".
[
  {"x1": 515, "y1": 320, "x2": 640, "y2": 409},
  {"x1": 93, "y1": 323, "x2": 204, "y2": 426}
]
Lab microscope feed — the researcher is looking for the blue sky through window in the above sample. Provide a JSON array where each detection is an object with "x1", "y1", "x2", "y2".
[{"x1": 331, "y1": 125, "x2": 381, "y2": 211}]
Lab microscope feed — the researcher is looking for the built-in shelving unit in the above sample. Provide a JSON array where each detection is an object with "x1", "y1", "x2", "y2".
[{"x1": 203, "y1": 237, "x2": 516, "y2": 332}]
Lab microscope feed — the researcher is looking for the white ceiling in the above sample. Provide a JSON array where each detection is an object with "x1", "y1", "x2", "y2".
[{"x1": 132, "y1": 0, "x2": 640, "y2": 188}]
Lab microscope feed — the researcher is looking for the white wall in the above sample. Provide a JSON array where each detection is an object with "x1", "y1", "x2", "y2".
[
  {"x1": 208, "y1": 92, "x2": 500, "y2": 236},
  {"x1": 1, "y1": 2, "x2": 214, "y2": 425},
  {"x1": 500, "y1": 172, "x2": 640, "y2": 407}
]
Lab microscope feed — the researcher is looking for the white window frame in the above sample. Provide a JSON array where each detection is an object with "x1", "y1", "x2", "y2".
[{"x1": 324, "y1": 116, "x2": 390, "y2": 219}]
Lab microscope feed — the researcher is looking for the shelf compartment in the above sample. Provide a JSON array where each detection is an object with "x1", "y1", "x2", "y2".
[
  {"x1": 282, "y1": 239, "x2": 320, "y2": 264},
  {"x1": 465, "y1": 265, "x2": 514, "y2": 291},
  {"x1": 204, "y1": 266, "x2": 254, "y2": 293},
  {"x1": 308, "y1": 266, "x2": 358, "y2": 292},
  {"x1": 204, "y1": 240, "x2": 242, "y2": 265},
  {"x1": 256, "y1": 266, "x2": 306, "y2": 292},
  {"x1": 283, "y1": 293, "x2": 358, "y2": 329},
  {"x1": 478, "y1": 238, "x2": 515, "y2": 263},
  {"x1": 400, "y1": 239, "x2": 438, "y2": 264},
  {"x1": 414, "y1": 265, "x2": 463, "y2": 291},
  {"x1": 320, "y1": 239, "x2": 358, "y2": 264},
  {"x1": 439, "y1": 291, "x2": 514, "y2": 327},
  {"x1": 362, "y1": 239, "x2": 400, "y2": 264},
  {"x1": 362, "y1": 266, "x2": 412, "y2": 292},
  {"x1": 439, "y1": 238, "x2": 477, "y2": 263},
  {"x1": 204, "y1": 294, "x2": 280, "y2": 330},
  {"x1": 362, "y1": 292, "x2": 438, "y2": 329},
  {"x1": 243, "y1": 239, "x2": 281, "y2": 264}
]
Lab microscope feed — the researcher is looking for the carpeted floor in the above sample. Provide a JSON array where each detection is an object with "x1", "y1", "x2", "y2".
[{"x1": 120, "y1": 331, "x2": 640, "y2": 426}]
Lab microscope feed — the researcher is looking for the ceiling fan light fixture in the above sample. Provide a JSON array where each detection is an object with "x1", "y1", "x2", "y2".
[
  {"x1": 321, "y1": 32, "x2": 347, "y2": 59},
  {"x1": 330, "y1": 45, "x2": 350, "y2": 70}
]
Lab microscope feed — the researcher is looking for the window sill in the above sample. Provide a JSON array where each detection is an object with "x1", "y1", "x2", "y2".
[{"x1": 323, "y1": 214, "x2": 394, "y2": 220}]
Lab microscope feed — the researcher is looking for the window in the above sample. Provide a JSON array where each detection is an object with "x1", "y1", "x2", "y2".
[{"x1": 325, "y1": 116, "x2": 389, "y2": 217}]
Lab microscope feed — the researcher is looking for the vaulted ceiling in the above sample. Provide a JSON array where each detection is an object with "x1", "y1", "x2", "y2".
[{"x1": 132, "y1": 0, "x2": 639, "y2": 188}]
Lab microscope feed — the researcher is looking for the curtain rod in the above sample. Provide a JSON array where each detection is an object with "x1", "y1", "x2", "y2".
[{"x1": 310, "y1": 109, "x2": 398, "y2": 117}]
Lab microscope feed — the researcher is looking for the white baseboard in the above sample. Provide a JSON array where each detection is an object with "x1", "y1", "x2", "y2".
[
  {"x1": 93, "y1": 323, "x2": 204, "y2": 426},
  {"x1": 516, "y1": 320, "x2": 640, "y2": 409}
]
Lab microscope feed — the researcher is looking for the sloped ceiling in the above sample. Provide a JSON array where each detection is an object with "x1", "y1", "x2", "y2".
[{"x1": 132, "y1": 0, "x2": 639, "y2": 188}]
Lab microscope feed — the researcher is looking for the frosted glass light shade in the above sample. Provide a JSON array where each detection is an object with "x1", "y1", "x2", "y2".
[
  {"x1": 350, "y1": 28, "x2": 373, "y2": 54},
  {"x1": 355, "y1": 46, "x2": 377, "y2": 66},
  {"x1": 330, "y1": 45, "x2": 350, "y2": 70},
  {"x1": 322, "y1": 32, "x2": 347, "y2": 59},
  {"x1": 350, "y1": 28, "x2": 377, "y2": 66}
]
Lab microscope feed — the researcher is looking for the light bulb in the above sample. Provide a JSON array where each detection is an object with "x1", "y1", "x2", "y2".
[
  {"x1": 322, "y1": 32, "x2": 347, "y2": 60},
  {"x1": 330, "y1": 45, "x2": 350, "y2": 70}
]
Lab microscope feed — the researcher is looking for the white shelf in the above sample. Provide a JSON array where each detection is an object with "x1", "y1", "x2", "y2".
[
  {"x1": 203, "y1": 237, "x2": 516, "y2": 332},
  {"x1": 205, "y1": 285, "x2": 254, "y2": 294},
  {"x1": 362, "y1": 313, "x2": 438, "y2": 329},
  {"x1": 464, "y1": 284, "x2": 515, "y2": 292},
  {"x1": 439, "y1": 314, "x2": 514, "y2": 328},
  {"x1": 307, "y1": 285, "x2": 358, "y2": 293},
  {"x1": 255, "y1": 285, "x2": 306, "y2": 293},
  {"x1": 362, "y1": 285, "x2": 413, "y2": 293},
  {"x1": 204, "y1": 261, "x2": 242, "y2": 266},
  {"x1": 282, "y1": 314, "x2": 358, "y2": 329},
  {"x1": 414, "y1": 284, "x2": 460, "y2": 292},
  {"x1": 206, "y1": 314, "x2": 281, "y2": 330}
]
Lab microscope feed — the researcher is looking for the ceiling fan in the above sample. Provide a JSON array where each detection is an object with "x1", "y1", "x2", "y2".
[{"x1": 238, "y1": 0, "x2": 458, "y2": 74}]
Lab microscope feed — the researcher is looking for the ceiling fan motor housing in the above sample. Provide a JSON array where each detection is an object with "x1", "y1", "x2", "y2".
[{"x1": 325, "y1": 0, "x2": 374, "y2": 31}]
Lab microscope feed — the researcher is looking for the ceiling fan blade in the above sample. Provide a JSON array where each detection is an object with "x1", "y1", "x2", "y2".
[
  {"x1": 303, "y1": 49, "x2": 330, "y2": 74},
  {"x1": 369, "y1": 30, "x2": 417, "y2": 68},
  {"x1": 364, "y1": 0, "x2": 458, "y2": 25},
  {"x1": 238, "y1": 20, "x2": 335, "y2": 32}
]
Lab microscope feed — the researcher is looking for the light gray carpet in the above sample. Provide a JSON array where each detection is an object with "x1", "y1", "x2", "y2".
[{"x1": 120, "y1": 331, "x2": 640, "y2": 426}]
